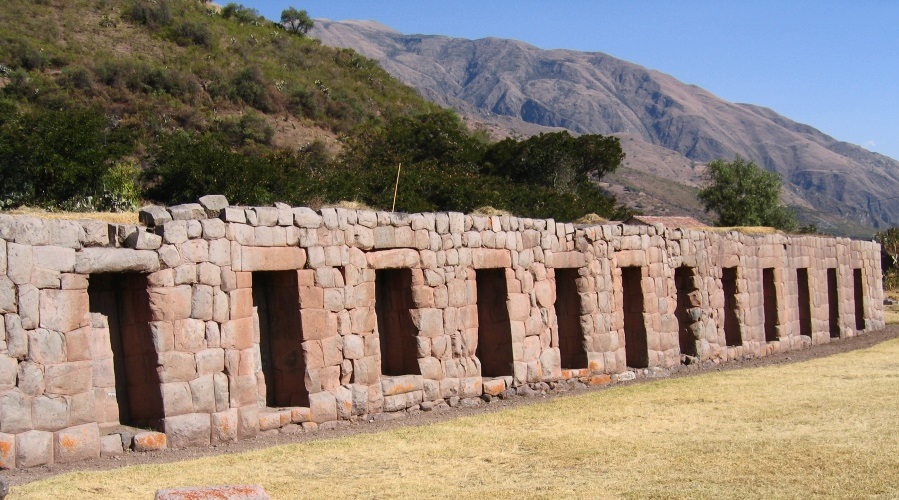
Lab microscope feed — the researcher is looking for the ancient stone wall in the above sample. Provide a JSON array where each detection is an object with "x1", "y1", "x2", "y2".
[{"x1": 0, "y1": 196, "x2": 884, "y2": 468}]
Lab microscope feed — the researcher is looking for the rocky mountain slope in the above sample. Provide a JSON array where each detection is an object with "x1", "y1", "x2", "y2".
[{"x1": 312, "y1": 20, "x2": 898, "y2": 236}]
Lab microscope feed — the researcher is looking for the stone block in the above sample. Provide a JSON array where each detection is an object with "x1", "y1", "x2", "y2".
[
  {"x1": 33, "y1": 396, "x2": 69, "y2": 431},
  {"x1": 239, "y1": 246, "x2": 306, "y2": 272},
  {"x1": 16, "y1": 430, "x2": 53, "y2": 468},
  {"x1": 125, "y1": 229, "x2": 163, "y2": 250},
  {"x1": 507, "y1": 293, "x2": 531, "y2": 321},
  {"x1": 471, "y1": 248, "x2": 512, "y2": 269},
  {"x1": 221, "y1": 317, "x2": 255, "y2": 350},
  {"x1": 28, "y1": 328, "x2": 66, "y2": 364},
  {"x1": 18, "y1": 284, "x2": 39, "y2": 329},
  {"x1": 309, "y1": 391, "x2": 337, "y2": 423},
  {"x1": 75, "y1": 248, "x2": 160, "y2": 274},
  {"x1": 410, "y1": 308, "x2": 443, "y2": 338},
  {"x1": 55, "y1": 423, "x2": 100, "y2": 464},
  {"x1": 157, "y1": 351, "x2": 198, "y2": 383},
  {"x1": 149, "y1": 285, "x2": 193, "y2": 321},
  {"x1": 199, "y1": 194, "x2": 229, "y2": 212},
  {"x1": 0, "y1": 432, "x2": 15, "y2": 469},
  {"x1": 132, "y1": 431, "x2": 167, "y2": 452},
  {"x1": 7, "y1": 243, "x2": 33, "y2": 285},
  {"x1": 169, "y1": 203, "x2": 206, "y2": 221},
  {"x1": 0, "y1": 276, "x2": 14, "y2": 314},
  {"x1": 189, "y1": 376, "x2": 216, "y2": 414},
  {"x1": 100, "y1": 434, "x2": 124, "y2": 457},
  {"x1": 39, "y1": 289, "x2": 89, "y2": 333},
  {"x1": 367, "y1": 247, "x2": 421, "y2": 269},
  {"x1": 293, "y1": 207, "x2": 322, "y2": 228},
  {"x1": 301, "y1": 309, "x2": 337, "y2": 340},
  {"x1": 381, "y1": 375, "x2": 423, "y2": 396},
  {"x1": 43, "y1": 361, "x2": 91, "y2": 396},
  {"x1": 238, "y1": 406, "x2": 259, "y2": 439},
  {"x1": 211, "y1": 408, "x2": 238, "y2": 444},
  {"x1": 139, "y1": 205, "x2": 173, "y2": 226},
  {"x1": 155, "y1": 485, "x2": 271, "y2": 500},
  {"x1": 164, "y1": 413, "x2": 211, "y2": 448}
]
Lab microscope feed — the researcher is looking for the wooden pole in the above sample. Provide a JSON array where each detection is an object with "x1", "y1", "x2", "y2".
[{"x1": 391, "y1": 163, "x2": 402, "y2": 212}]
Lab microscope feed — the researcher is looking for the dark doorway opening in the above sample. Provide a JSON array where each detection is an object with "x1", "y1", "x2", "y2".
[
  {"x1": 797, "y1": 268, "x2": 813, "y2": 338},
  {"x1": 621, "y1": 267, "x2": 648, "y2": 368},
  {"x1": 375, "y1": 269, "x2": 421, "y2": 376},
  {"x1": 853, "y1": 269, "x2": 865, "y2": 331},
  {"x1": 674, "y1": 266, "x2": 698, "y2": 358},
  {"x1": 252, "y1": 271, "x2": 308, "y2": 407},
  {"x1": 556, "y1": 268, "x2": 587, "y2": 369},
  {"x1": 88, "y1": 273, "x2": 161, "y2": 427},
  {"x1": 763, "y1": 268, "x2": 779, "y2": 342},
  {"x1": 722, "y1": 267, "x2": 742, "y2": 347},
  {"x1": 475, "y1": 269, "x2": 513, "y2": 377},
  {"x1": 827, "y1": 268, "x2": 840, "y2": 338}
]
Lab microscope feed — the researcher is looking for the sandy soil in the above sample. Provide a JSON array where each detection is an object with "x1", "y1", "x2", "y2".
[{"x1": 5, "y1": 325, "x2": 898, "y2": 486}]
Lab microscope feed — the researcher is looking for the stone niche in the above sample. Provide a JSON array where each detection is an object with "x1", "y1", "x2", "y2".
[{"x1": 0, "y1": 198, "x2": 885, "y2": 468}]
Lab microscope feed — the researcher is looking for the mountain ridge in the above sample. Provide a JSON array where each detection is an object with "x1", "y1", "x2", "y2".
[{"x1": 311, "y1": 19, "x2": 898, "y2": 236}]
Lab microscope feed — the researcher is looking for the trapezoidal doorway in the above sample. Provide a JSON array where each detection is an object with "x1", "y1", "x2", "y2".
[
  {"x1": 252, "y1": 271, "x2": 308, "y2": 407},
  {"x1": 475, "y1": 268, "x2": 513, "y2": 377},
  {"x1": 88, "y1": 273, "x2": 162, "y2": 428},
  {"x1": 375, "y1": 268, "x2": 421, "y2": 376},
  {"x1": 621, "y1": 266, "x2": 648, "y2": 369},
  {"x1": 555, "y1": 268, "x2": 587, "y2": 370}
]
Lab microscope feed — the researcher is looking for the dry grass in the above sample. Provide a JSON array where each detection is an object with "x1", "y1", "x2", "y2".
[
  {"x1": 15, "y1": 339, "x2": 899, "y2": 499},
  {"x1": 3, "y1": 207, "x2": 139, "y2": 225},
  {"x1": 700, "y1": 225, "x2": 780, "y2": 235},
  {"x1": 470, "y1": 205, "x2": 513, "y2": 217},
  {"x1": 883, "y1": 290, "x2": 899, "y2": 325},
  {"x1": 575, "y1": 213, "x2": 610, "y2": 225}
]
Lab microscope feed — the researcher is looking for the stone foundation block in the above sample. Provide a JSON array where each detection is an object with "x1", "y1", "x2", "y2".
[
  {"x1": 0, "y1": 432, "x2": 15, "y2": 469},
  {"x1": 381, "y1": 375, "x2": 423, "y2": 396},
  {"x1": 132, "y1": 431, "x2": 167, "y2": 452},
  {"x1": 309, "y1": 391, "x2": 337, "y2": 424},
  {"x1": 258, "y1": 411, "x2": 281, "y2": 432},
  {"x1": 16, "y1": 430, "x2": 54, "y2": 468},
  {"x1": 482, "y1": 379, "x2": 506, "y2": 396},
  {"x1": 211, "y1": 408, "x2": 238, "y2": 444},
  {"x1": 100, "y1": 434, "x2": 124, "y2": 457},
  {"x1": 238, "y1": 406, "x2": 259, "y2": 439},
  {"x1": 164, "y1": 413, "x2": 211, "y2": 448},
  {"x1": 55, "y1": 423, "x2": 100, "y2": 464}
]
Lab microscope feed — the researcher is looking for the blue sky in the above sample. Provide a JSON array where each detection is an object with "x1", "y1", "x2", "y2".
[{"x1": 241, "y1": 1, "x2": 899, "y2": 161}]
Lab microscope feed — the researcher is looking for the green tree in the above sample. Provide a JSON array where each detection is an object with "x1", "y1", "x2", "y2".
[
  {"x1": 281, "y1": 7, "x2": 313, "y2": 35},
  {"x1": 697, "y1": 157, "x2": 797, "y2": 230},
  {"x1": 483, "y1": 131, "x2": 623, "y2": 193}
]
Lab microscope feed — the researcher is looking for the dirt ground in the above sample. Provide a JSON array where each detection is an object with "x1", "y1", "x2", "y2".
[{"x1": 5, "y1": 325, "x2": 899, "y2": 486}]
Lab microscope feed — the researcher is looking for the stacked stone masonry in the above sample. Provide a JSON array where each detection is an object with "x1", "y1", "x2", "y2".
[{"x1": 0, "y1": 196, "x2": 884, "y2": 468}]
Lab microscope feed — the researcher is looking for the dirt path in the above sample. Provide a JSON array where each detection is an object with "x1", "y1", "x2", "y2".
[{"x1": 6, "y1": 326, "x2": 899, "y2": 486}]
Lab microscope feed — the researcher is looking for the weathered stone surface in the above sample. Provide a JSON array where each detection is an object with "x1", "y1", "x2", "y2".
[
  {"x1": 45, "y1": 361, "x2": 92, "y2": 395},
  {"x1": 125, "y1": 229, "x2": 163, "y2": 250},
  {"x1": 0, "y1": 275, "x2": 15, "y2": 314},
  {"x1": 164, "y1": 413, "x2": 211, "y2": 448},
  {"x1": 366, "y1": 248, "x2": 420, "y2": 269},
  {"x1": 7, "y1": 243, "x2": 33, "y2": 285},
  {"x1": 169, "y1": 203, "x2": 206, "y2": 221},
  {"x1": 100, "y1": 434, "x2": 124, "y2": 456},
  {"x1": 471, "y1": 248, "x2": 512, "y2": 269},
  {"x1": 211, "y1": 408, "x2": 238, "y2": 443},
  {"x1": 199, "y1": 194, "x2": 230, "y2": 212},
  {"x1": 309, "y1": 391, "x2": 337, "y2": 424},
  {"x1": 54, "y1": 423, "x2": 100, "y2": 464},
  {"x1": 16, "y1": 430, "x2": 53, "y2": 468},
  {"x1": 75, "y1": 248, "x2": 159, "y2": 274},
  {"x1": 39, "y1": 289, "x2": 89, "y2": 333},
  {"x1": 132, "y1": 431, "x2": 167, "y2": 452},
  {"x1": 239, "y1": 246, "x2": 306, "y2": 272},
  {"x1": 140, "y1": 205, "x2": 173, "y2": 226},
  {"x1": 18, "y1": 284, "x2": 39, "y2": 329},
  {"x1": 0, "y1": 432, "x2": 14, "y2": 469},
  {"x1": 155, "y1": 485, "x2": 271, "y2": 500}
]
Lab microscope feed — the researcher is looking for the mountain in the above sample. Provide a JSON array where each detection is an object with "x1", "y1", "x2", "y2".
[{"x1": 311, "y1": 19, "x2": 898, "y2": 236}]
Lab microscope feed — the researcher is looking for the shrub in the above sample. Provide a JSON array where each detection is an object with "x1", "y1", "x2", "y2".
[
  {"x1": 216, "y1": 112, "x2": 273, "y2": 145},
  {"x1": 230, "y1": 67, "x2": 274, "y2": 112},
  {"x1": 169, "y1": 20, "x2": 214, "y2": 48},
  {"x1": 122, "y1": 0, "x2": 172, "y2": 29}
]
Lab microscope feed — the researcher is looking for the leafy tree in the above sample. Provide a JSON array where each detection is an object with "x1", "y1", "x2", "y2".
[
  {"x1": 281, "y1": 7, "x2": 313, "y2": 35},
  {"x1": 0, "y1": 105, "x2": 133, "y2": 208},
  {"x1": 484, "y1": 131, "x2": 623, "y2": 193},
  {"x1": 697, "y1": 157, "x2": 797, "y2": 230}
]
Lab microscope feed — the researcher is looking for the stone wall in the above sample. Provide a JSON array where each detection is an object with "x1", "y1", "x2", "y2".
[{"x1": 0, "y1": 196, "x2": 884, "y2": 468}]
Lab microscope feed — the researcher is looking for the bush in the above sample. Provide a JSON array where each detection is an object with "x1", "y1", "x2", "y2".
[
  {"x1": 230, "y1": 67, "x2": 274, "y2": 112},
  {"x1": 123, "y1": 0, "x2": 172, "y2": 29},
  {"x1": 216, "y1": 112, "x2": 273, "y2": 146},
  {"x1": 169, "y1": 20, "x2": 215, "y2": 48}
]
